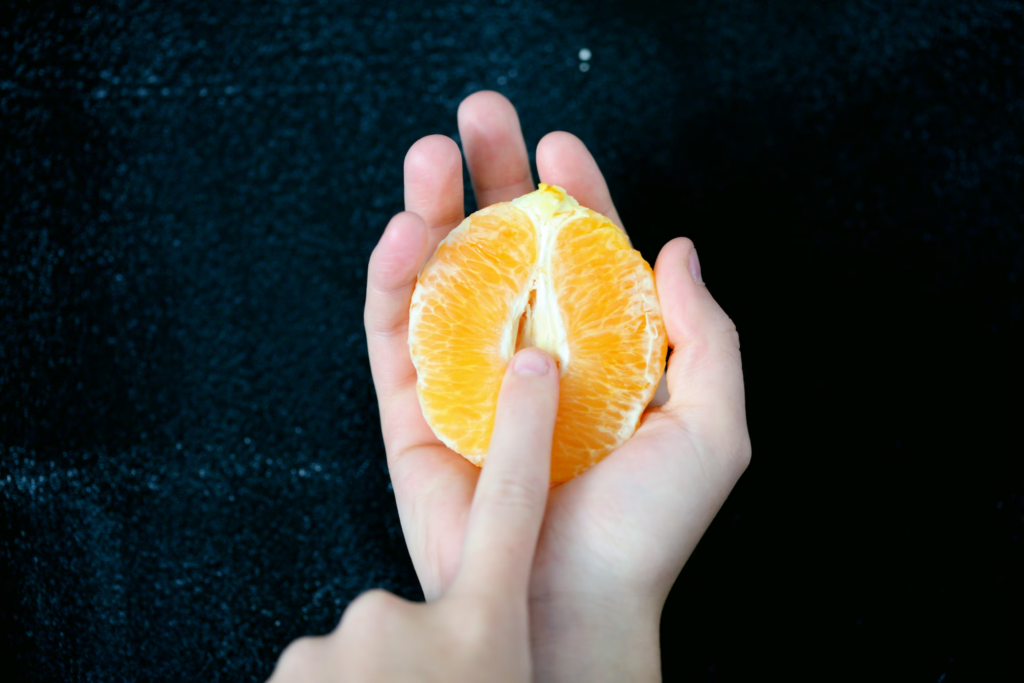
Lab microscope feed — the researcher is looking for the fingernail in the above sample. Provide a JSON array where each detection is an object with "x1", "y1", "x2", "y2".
[
  {"x1": 688, "y1": 248, "x2": 704, "y2": 285},
  {"x1": 513, "y1": 348, "x2": 550, "y2": 375}
]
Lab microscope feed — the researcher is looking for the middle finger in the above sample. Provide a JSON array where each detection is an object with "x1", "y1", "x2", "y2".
[{"x1": 457, "y1": 91, "x2": 535, "y2": 208}]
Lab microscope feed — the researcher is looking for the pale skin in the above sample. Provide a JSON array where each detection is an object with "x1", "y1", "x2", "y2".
[{"x1": 269, "y1": 91, "x2": 751, "y2": 682}]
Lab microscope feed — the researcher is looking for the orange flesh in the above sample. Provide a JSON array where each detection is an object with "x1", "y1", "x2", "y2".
[
  {"x1": 409, "y1": 187, "x2": 667, "y2": 484},
  {"x1": 411, "y1": 206, "x2": 537, "y2": 456},
  {"x1": 549, "y1": 216, "x2": 662, "y2": 481}
]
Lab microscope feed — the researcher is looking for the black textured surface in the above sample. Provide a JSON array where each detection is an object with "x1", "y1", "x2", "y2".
[{"x1": 2, "y1": 1, "x2": 1022, "y2": 680}]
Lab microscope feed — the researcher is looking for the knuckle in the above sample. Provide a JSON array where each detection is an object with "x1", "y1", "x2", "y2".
[
  {"x1": 709, "y1": 410, "x2": 751, "y2": 475},
  {"x1": 362, "y1": 305, "x2": 379, "y2": 337},
  {"x1": 679, "y1": 332, "x2": 712, "y2": 364},
  {"x1": 697, "y1": 407, "x2": 750, "y2": 481},
  {"x1": 726, "y1": 325, "x2": 741, "y2": 353},
  {"x1": 353, "y1": 587, "x2": 397, "y2": 614},
  {"x1": 709, "y1": 420, "x2": 751, "y2": 478},
  {"x1": 732, "y1": 430, "x2": 753, "y2": 474},
  {"x1": 487, "y1": 474, "x2": 544, "y2": 513},
  {"x1": 714, "y1": 313, "x2": 741, "y2": 351},
  {"x1": 273, "y1": 636, "x2": 322, "y2": 679},
  {"x1": 367, "y1": 254, "x2": 408, "y2": 296},
  {"x1": 339, "y1": 589, "x2": 399, "y2": 635}
]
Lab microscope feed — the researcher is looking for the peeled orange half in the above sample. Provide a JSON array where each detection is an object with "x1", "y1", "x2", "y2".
[{"x1": 408, "y1": 184, "x2": 668, "y2": 483}]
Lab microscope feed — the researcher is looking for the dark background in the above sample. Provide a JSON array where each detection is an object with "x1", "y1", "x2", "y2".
[{"x1": 2, "y1": 0, "x2": 1022, "y2": 680}]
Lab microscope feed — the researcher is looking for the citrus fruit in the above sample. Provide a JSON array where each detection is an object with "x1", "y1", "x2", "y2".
[{"x1": 408, "y1": 183, "x2": 668, "y2": 483}]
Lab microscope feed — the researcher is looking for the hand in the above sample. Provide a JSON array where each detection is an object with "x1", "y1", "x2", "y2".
[
  {"x1": 364, "y1": 91, "x2": 751, "y2": 682},
  {"x1": 269, "y1": 348, "x2": 560, "y2": 682}
]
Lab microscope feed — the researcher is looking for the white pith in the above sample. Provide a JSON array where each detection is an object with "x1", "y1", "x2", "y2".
[{"x1": 503, "y1": 186, "x2": 579, "y2": 371}]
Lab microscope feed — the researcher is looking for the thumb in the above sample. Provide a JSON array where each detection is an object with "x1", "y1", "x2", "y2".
[
  {"x1": 654, "y1": 238, "x2": 750, "y2": 474},
  {"x1": 452, "y1": 347, "x2": 560, "y2": 599}
]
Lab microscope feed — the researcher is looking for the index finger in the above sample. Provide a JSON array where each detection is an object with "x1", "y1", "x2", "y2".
[{"x1": 452, "y1": 348, "x2": 560, "y2": 599}]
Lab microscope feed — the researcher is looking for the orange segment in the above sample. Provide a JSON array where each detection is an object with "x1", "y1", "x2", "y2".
[
  {"x1": 408, "y1": 184, "x2": 667, "y2": 483},
  {"x1": 550, "y1": 214, "x2": 665, "y2": 481},
  {"x1": 410, "y1": 204, "x2": 537, "y2": 460}
]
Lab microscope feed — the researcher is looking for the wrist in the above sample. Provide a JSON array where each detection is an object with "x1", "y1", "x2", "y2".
[{"x1": 529, "y1": 592, "x2": 663, "y2": 683}]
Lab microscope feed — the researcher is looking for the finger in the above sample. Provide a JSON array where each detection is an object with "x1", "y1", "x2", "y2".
[
  {"x1": 365, "y1": 212, "x2": 484, "y2": 601},
  {"x1": 453, "y1": 348, "x2": 559, "y2": 598},
  {"x1": 536, "y1": 131, "x2": 624, "y2": 229},
  {"x1": 404, "y1": 134, "x2": 465, "y2": 259},
  {"x1": 364, "y1": 212, "x2": 440, "y2": 451},
  {"x1": 365, "y1": 212, "x2": 464, "y2": 455},
  {"x1": 329, "y1": 590, "x2": 418, "y2": 681},
  {"x1": 270, "y1": 635, "x2": 329, "y2": 682},
  {"x1": 365, "y1": 212, "x2": 428, "y2": 399},
  {"x1": 651, "y1": 237, "x2": 750, "y2": 472},
  {"x1": 457, "y1": 91, "x2": 535, "y2": 208}
]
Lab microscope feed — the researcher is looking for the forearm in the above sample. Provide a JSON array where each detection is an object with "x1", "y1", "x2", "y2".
[{"x1": 529, "y1": 595, "x2": 662, "y2": 683}]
